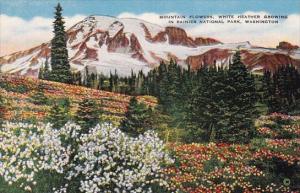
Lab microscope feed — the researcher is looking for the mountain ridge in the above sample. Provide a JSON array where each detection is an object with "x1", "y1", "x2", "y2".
[{"x1": 0, "y1": 15, "x2": 299, "y2": 77}]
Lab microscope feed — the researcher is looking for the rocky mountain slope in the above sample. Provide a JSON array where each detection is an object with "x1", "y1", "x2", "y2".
[{"x1": 0, "y1": 15, "x2": 299, "y2": 77}]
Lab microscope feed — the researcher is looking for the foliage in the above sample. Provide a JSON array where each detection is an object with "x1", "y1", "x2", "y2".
[
  {"x1": 0, "y1": 122, "x2": 71, "y2": 193},
  {"x1": 218, "y1": 51, "x2": 258, "y2": 143},
  {"x1": 39, "y1": 57, "x2": 51, "y2": 80},
  {"x1": 47, "y1": 98, "x2": 71, "y2": 129},
  {"x1": 29, "y1": 83, "x2": 49, "y2": 105},
  {"x1": 262, "y1": 65, "x2": 300, "y2": 113},
  {"x1": 120, "y1": 97, "x2": 153, "y2": 136},
  {"x1": 0, "y1": 122, "x2": 172, "y2": 193},
  {"x1": 0, "y1": 75, "x2": 156, "y2": 123},
  {"x1": 0, "y1": 79, "x2": 29, "y2": 94},
  {"x1": 74, "y1": 98, "x2": 103, "y2": 133},
  {"x1": 0, "y1": 93, "x2": 6, "y2": 124},
  {"x1": 48, "y1": 3, "x2": 72, "y2": 83},
  {"x1": 67, "y1": 124, "x2": 173, "y2": 192},
  {"x1": 185, "y1": 52, "x2": 258, "y2": 143},
  {"x1": 162, "y1": 114, "x2": 300, "y2": 192}
]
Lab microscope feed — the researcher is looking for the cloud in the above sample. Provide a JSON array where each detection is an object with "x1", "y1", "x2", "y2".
[
  {"x1": 117, "y1": 12, "x2": 180, "y2": 26},
  {"x1": 0, "y1": 14, "x2": 86, "y2": 56},
  {"x1": 117, "y1": 11, "x2": 300, "y2": 48}
]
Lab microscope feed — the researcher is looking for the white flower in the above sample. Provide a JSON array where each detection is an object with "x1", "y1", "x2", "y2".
[{"x1": 0, "y1": 121, "x2": 172, "y2": 192}]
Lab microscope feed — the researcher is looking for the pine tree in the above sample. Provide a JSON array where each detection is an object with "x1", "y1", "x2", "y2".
[
  {"x1": 186, "y1": 69, "x2": 208, "y2": 142},
  {"x1": 262, "y1": 70, "x2": 280, "y2": 113},
  {"x1": 109, "y1": 72, "x2": 114, "y2": 92},
  {"x1": 120, "y1": 97, "x2": 153, "y2": 136},
  {"x1": 44, "y1": 57, "x2": 51, "y2": 79},
  {"x1": 75, "y1": 98, "x2": 103, "y2": 134},
  {"x1": 135, "y1": 70, "x2": 145, "y2": 95},
  {"x1": 0, "y1": 93, "x2": 6, "y2": 125},
  {"x1": 38, "y1": 64, "x2": 44, "y2": 79},
  {"x1": 129, "y1": 70, "x2": 136, "y2": 94},
  {"x1": 157, "y1": 61, "x2": 170, "y2": 111},
  {"x1": 30, "y1": 83, "x2": 49, "y2": 105},
  {"x1": 187, "y1": 66, "x2": 228, "y2": 142},
  {"x1": 187, "y1": 52, "x2": 257, "y2": 143},
  {"x1": 72, "y1": 71, "x2": 82, "y2": 85},
  {"x1": 39, "y1": 57, "x2": 51, "y2": 80},
  {"x1": 167, "y1": 59, "x2": 181, "y2": 110},
  {"x1": 47, "y1": 98, "x2": 71, "y2": 129},
  {"x1": 264, "y1": 65, "x2": 300, "y2": 113},
  {"x1": 219, "y1": 51, "x2": 257, "y2": 143},
  {"x1": 49, "y1": 3, "x2": 72, "y2": 83}
]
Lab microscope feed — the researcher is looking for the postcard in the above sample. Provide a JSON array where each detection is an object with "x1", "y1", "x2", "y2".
[{"x1": 0, "y1": 0, "x2": 299, "y2": 192}]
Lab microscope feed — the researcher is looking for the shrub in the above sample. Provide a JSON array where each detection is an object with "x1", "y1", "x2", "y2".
[
  {"x1": 75, "y1": 98, "x2": 103, "y2": 133},
  {"x1": 0, "y1": 122, "x2": 172, "y2": 193},
  {"x1": 0, "y1": 81, "x2": 29, "y2": 94}
]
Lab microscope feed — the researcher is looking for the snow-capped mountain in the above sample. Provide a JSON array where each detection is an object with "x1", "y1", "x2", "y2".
[{"x1": 0, "y1": 15, "x2": 300, "y2": 77}]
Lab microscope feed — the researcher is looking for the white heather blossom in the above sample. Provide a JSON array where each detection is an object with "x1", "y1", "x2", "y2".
[
  {"x1": 0, "y1": 122, "x2": 75, "y2": 189},
  {"x1": 68, "y1": 123, "x2": 173, "y2": 192},
  {"x1": 0, "y1": 122, "x2": 173, "y2": 192}
]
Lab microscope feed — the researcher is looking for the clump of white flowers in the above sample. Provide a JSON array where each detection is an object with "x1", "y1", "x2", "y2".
[{"x1": 0, "y1": 122, "x2": 172, "y2": 192}]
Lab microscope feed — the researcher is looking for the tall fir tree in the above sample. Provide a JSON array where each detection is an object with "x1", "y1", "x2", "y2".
[
  {"x1": 120, "y1": 97, "x2": 153, "y2": 136},
  {"x1": 262, "y1": 70, "x2": 280, "y2": 113},
  {"x1": 167, "y1": 59, "x2": 181, "y2": 110},
  {"x1": 49, "y1": 3, "x2": 72, "y2": 83},
  {"x1": 43, "y1": 57, "x2": 51, "y2": 80},
  {"x1": 39, "y1": 57, "x2": 51, "y2": 80},
  {"x1": 263, "y1": 65, "x2": 300, "y2": 113},
  {"x1": 187, "y1": 66, "x2": 228, "y2": 142},
  {"x1": 219, "y1": 51, "x2": 257, "y2": 143},
  {"x1": 157, "y1": 61, "x2": 170, "y2": 111},
  {"x1": 38, "y1": 64, "x2": 44, "y2": 79}
]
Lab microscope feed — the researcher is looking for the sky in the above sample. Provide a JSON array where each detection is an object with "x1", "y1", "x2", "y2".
[{"x1": 1, "y1": 0, "x2": 300, "y2": 56}]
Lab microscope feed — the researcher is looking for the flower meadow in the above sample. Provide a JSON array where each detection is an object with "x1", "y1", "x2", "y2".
[
  {"x1": 0, "y1": 122, "x2": 173, "y2": 193},
  {"x1": 1, "y1": 114, "x2": 299, "y2": 193},
  {"x1": 0, "y1": 76, "x2": 300, "y2": 193},
  {"x1": 0, "y1": 75, "x2": 156, "y2": 123},
  {"x1": 163, "y1": 113, "x2": 300, "y2": 193}
]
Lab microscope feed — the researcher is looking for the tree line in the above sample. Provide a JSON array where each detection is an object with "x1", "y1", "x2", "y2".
[{"x1": 38, "y1": 48, "x2": 300, "y2": 144}]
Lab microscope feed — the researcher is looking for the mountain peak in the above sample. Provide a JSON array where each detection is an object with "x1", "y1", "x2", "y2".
[{"x1": 0, "y1": 17, "x2": 299, "y2": 77}]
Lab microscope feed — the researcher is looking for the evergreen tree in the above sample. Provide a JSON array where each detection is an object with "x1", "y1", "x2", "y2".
[
  {"x1": 49, "y1": 3, "x2": 72, "y2": 83},
  {"x1": 263, "y1": 65, "x2": 300, "y2": 113},
  {"x1": 75, "y1": 98, "x2": 103, "y2": 134},
  {"x1": 262, "y1": 70, "x2": 280, "y2": 112},
  {"x1": 109, "y1": 72, "x2": 114, "y2": 92},
  {"x1": 120, "y1": 97, "x2": 153, "y2": 136},
  {"x1": 167, "y1": 59, "x2": 181, "y2": 110},
  {"x1": 187, "y1": 66, "x2": 228, "y2": 142},
  {"x1": 30, "y1": 83, "x2": 49, "y2": 105},
  {"x1": 219, "y1": 51, "x2": 257, "y2": 143},
  {"x1": 0, "y1": 93, "x2": 6, "y2": 125},
  {"x1": 141, "y1": 74, "x2": 150, "y2": 95},
  {"x1": 38, "y1": 64, "x2": 44, "y2": 79},
  {"x1": 186, "y1": 52, "x2": 257, "y2": 143},
  {"x1": 44, "y1": 57, "x2": 51, "y2": 79},
  {"x1": 72, "y1": 71, "x2": 82, "y2": 85},
  {"x1": 157, "y1": 61, "x2": 170, "y2": 111},
  {"x1": 39, "y1": 57, "x2": 51, "y2": 80},
  {"x1": 135, "y1": 70, "x2": 144, "y2": 95},
  {"x1": 47, "y1": 98, "x2": 71, "y2": 129}
]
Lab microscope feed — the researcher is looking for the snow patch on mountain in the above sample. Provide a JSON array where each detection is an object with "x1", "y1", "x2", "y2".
[{"x1": 0, "y1": 15, "x2": 299, "y2": 77}]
